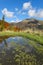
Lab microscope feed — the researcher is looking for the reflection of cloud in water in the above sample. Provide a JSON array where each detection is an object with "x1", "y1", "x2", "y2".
[
  {"x1": 0, "y1": 37, "x2": 35, "y2": 52},
  {"x1": 12, "y1": 36, "x2": 24, "y2": 39}
]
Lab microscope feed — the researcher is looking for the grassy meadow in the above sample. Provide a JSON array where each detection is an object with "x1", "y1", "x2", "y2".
[{"x1": 0, "y1": 31, "x2": 43, "y2": 44}]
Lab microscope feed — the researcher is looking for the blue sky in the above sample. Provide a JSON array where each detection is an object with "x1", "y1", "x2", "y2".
[{"x1": 0, "y1": 0, "x2": 43, "y2": 22}]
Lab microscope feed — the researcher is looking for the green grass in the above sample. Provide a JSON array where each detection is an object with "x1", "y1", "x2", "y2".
[
  {"x1": 29, "y1": 40, "x2": 43, "y2": 54},
  {"x1": 0, "y1": 31, "x2": 43, "y2": 45}
]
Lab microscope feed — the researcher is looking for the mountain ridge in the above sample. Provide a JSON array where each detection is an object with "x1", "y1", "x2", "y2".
[{"x1": 0, "y1": 18, "x2": 43, "y2": 31}]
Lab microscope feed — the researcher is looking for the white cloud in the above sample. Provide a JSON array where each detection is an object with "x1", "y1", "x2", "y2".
[
  {"x1": 15, "y1": 18, "x2": 22, "y2": 22},
  {"x1": 23, "y1": 1, "x2": 43, "y2": 18},
  {"x1": 10, "y1": 19, "x2": 21, "y2": 23},
  {"x1": 23, "y1": 2, "x2": 32, "y2": 10},
  {"x1": 10, "y1": 16, "x2": 22, "y2": 23},
  {"x1": 28, "y1": 9, "x2": 43, "y2": 18},
  {"x1": 10, "y1": 20, "x2": 16, "y2": 22},
  {"x1": 15, "y1": 8, "x2": 18, "y2": 11},
  {"x1": 28, "y1": 9, "x2": 36, "y2": 17},
  {"x1": 36, "y1": 9, "x2": 43, "y2": 18},
  {"x1": 17, "y1": 10, "x2": 22, "y2": 14},
  {"x1": 2, "y1": 8, "x2": 14, "y2": 18},
  {"x1": 22, "y1": 12, "x2": 26, "y2": 15},
  {"x1": 17, "y1": 10, "x2": 26, "y2": 15}
]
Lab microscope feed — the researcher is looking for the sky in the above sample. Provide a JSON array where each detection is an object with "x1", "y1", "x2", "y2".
[{"x1": 0, "y1": 0, "x2": 43, "y2": 22}]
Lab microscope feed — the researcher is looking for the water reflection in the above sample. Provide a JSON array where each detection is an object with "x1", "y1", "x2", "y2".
[
  {"x1": 0, "y1": 37, "x2": 34, "y2": 52},
  {"x1": 3, "y1": 39, "x2": 8, "y2": 47},
  {"x1": 0, "y1": 36, "x2": 43, "y2": 65}
]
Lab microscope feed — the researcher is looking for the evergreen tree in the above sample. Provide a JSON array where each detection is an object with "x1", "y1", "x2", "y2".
[{"x1": 1, "y1": 15, "x2": 5, "y2": 31}]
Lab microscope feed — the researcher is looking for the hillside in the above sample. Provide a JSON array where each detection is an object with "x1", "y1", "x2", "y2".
[
  {"x1": 10, "y1": 18, "x2": 43, "y2": 30},
  {"x1": 0, "y1": 18, "x2": 43, "y2": 31}
]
